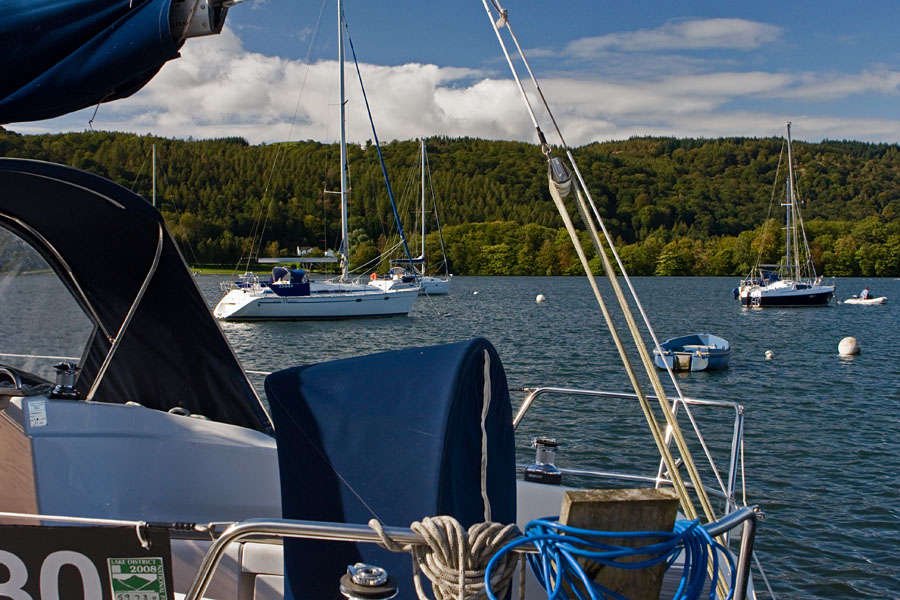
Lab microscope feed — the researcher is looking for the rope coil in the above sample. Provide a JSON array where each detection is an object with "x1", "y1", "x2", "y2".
[
  {"x1": 370, "y1": 516, "x2": 520, "y2": 600},
  {"x1": 485, "y1": 518, "x2": 736, "y2": 600}
]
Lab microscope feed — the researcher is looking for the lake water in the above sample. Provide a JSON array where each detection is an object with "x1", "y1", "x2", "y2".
[{"x1": 199, "y1": 275, "x2": 900, "y2": 600}]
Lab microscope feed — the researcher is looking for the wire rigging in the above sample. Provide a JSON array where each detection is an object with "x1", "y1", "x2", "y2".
[
  {"x1": 238, "y1": 0, "x2": 330, "y2": 276},
  {"x1": 478, "y1": 5, "x2": 747, "y2": 596},
  {"x1": 342, "y1": 12, "x2": 417, "y2": 270}
]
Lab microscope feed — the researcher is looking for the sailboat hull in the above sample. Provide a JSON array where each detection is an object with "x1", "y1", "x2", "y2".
[
  {"x1": 371, "y1": 274, "x2": 451, "y2": 295},
  {"x1": 214, "y1": 286, "x2": 419, "y2": 320},
  {"x1": 420, "y1": 276, "x2": 451, "y2": 295},
  {"x1": 740, "y1": 283, "x2": 833, "y2": 307}
]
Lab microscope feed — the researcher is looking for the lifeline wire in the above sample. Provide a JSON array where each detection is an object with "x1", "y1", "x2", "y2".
[{"x1": 242, "y1": 0, "x2": 329, "y2": 275}]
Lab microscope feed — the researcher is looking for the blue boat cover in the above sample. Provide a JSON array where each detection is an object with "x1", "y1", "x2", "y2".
[
  {"x1": 265, "y1": 338, "x2": 517, "y2": 600},
  {"x1": 268, "y1": 268, "x2": 310, "y2": 297},
  {"x1": 0, "y1": 158, "x2": 270, "y2": 432},
  {"x1": 1, "y1": 0, "x2": 194, "y2": 123}
]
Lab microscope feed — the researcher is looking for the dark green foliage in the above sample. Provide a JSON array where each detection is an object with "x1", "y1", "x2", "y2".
[{"x1": 1, "y1": 128, "x2": 897, "y2": 276}]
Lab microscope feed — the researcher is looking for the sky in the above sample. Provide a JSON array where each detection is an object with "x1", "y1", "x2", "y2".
[{"x1": 10, "y1": 0, "x2": 900, "y2": 146}]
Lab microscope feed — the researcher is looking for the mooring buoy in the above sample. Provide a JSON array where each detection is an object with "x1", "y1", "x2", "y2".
[
  {"x1": 764, "y1": 350, "x2": 774, "y2": 360},
  {"x1": 536, "y1": 294, "x2": 546, "y2": 303},
  {"x1": 838, "y1": 337, "x2": 860, "y2": 356}
]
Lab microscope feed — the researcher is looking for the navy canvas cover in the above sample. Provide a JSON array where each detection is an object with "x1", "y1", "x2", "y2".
[
  {"x1": 0, "y1": 0, "x2": 226, "y2": 123},
  {"x1": 0, "y1": 158, "x2": 270, "y2": 432},
  {"x1": 268, "y1": 268, "x2": 310, "y2": 297},
  {"x1": 265, "y1": 338, "x2": 517, "y2": 600}
]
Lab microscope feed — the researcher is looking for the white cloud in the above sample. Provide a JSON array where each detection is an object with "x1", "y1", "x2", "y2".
[
  {"x1": 87, "y1": 28, "x2": 491, "y2": 144},
  {"x1": 9, "y1": 24, "x2": 900, "y2": 147},
  {"x1": 775, "y1": 69, "x2": 900, "y2": 101},
  {"x1": 566, "y1": 18, "x2": 783, "y2": 56}
]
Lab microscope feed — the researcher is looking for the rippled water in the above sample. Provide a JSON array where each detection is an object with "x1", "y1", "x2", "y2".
[{"x1": 202, "y1": 275, "x2": 900, "y2": 599}]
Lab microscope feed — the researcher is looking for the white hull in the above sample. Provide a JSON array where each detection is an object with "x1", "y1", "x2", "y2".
[
  {"x1": 370, "y1": 274, "x2": 451, "y2": 295},
  {"x1": 740, "y1": 279, "x2": 834, "y2": 307},
  {"x1": 214, "y1": 283, "x2": 419, "y2": 320},
  {"x1": 0, "y1": 396, "x2": 281, "y2": 599},
  {"x1": 844, "y1": 296, "x2": 886, "y2": 305},
  {"x1": 420, "y1": 276, "x2": 451, "y2": 295}
]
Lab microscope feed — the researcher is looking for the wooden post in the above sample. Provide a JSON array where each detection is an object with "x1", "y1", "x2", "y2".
[{"x1": 559, "y1": 488, "x2": 680, "y2": 600}]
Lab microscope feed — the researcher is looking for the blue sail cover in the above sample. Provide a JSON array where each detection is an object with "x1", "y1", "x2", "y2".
[
  {"x1": 2, "y1": 0, "x2": 187, "y2": 123},
  {"x1": 266, "y1": 338, "x2": 517, "y2": 600}
]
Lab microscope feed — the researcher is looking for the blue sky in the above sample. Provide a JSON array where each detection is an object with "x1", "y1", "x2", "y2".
[{"x1": 11, "y1": 0, "x2": 900, "y2": 146}]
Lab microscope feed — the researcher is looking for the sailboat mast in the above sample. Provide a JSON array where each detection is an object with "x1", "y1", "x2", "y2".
[
  {"x1": 151, "y1": 143, "x2": 156, "y2": 208},
  {"x1": 338, "y1": 0, "x2": 350, "y2": 281},
  {"x1": 784, "y1": 122, "x2": 799, "y2": 281},
  {"x1": 420, "y1": 139, "x2": 426, "y2": 271},
  {"x1": 784, "y1": 178, "x2": 791, "y2": 277}
]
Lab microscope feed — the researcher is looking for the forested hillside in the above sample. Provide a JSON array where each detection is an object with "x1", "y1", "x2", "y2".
[{"x1": 1, "y1": 128, "x2": 898, "y2": 276}]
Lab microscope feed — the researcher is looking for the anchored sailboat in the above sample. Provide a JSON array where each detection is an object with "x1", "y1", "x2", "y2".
[
  {"x1": 738, "y1": 123, "x2": 834, "y2": 307},
  {"x1": 370, "y1": 140, "x2": 452, "y2": 295},
  {"x1": 213, "y1": 3, "x2": 418, "y2": 321}
]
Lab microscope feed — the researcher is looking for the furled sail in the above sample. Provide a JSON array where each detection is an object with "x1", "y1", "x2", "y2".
[{"x1": 0, "y1": 0, "x2": 234, "y2": 123}]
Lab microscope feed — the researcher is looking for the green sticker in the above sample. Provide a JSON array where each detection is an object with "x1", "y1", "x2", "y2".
[{"x1": 107, "y1": 557, "x2": 168, "y2": 600}]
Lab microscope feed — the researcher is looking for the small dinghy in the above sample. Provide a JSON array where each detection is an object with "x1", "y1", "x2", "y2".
[
  {"x1": 844, "y1": 296, "x2": 887, "y2": 305},
  {"x1": 653, "y1": 333, "x2": 731, "y2": 372}
]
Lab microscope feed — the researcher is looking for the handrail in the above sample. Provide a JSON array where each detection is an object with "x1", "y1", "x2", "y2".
[
  {"x1": 513, "y1": 386, "x2": 745, "y2": 522},
  {"x1": 183, "y1": 518, "x2": 430, "y2": 600},
  {"x1": 513, "y1": 386, "x2": 741, "y2": 429},
  {"x1": 183, "y1": 509, "x2": 758, "y2": 600},
  {"x1": 704, "y1": 506, "x2": 759, "y2": 600}
]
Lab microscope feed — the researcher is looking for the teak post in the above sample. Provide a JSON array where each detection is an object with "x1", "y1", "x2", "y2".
[{"x1": 559, "y1": 488, "x2": 680, "y2": 600}]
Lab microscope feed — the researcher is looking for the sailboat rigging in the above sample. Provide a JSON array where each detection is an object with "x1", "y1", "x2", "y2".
[
  {"x1": 738, "y1": 123, "x2": 834, "y2": 308},
  {"x1": 370, "y1": 140, "x2": 452, "y2": 295},
  {"x1": 212, "y1": 1, "x2": 419, "y2": 320}
]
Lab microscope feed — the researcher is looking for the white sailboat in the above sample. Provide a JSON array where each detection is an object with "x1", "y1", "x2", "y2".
[
  {"x1": 739, "y1": 123, "x2": 834, "y2": 308},
  {"x1": 213, "y1": 8, "x2": 419, "y2": 321},
  {"x1": 370, "y1": 140, "x2": 452, "y2": 295}
]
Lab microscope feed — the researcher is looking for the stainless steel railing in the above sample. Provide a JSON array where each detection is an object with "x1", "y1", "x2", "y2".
[
  {"x1": 184, "y1": 507, "x2": 759, "y2": 600},
  {"x1": 512, "y1": 386, "x2": 746, "y2": 517}
]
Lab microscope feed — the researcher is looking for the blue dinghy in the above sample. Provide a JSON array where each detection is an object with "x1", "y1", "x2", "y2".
[{"x1": 653, "y1": 333, "x2": 731, "y2": 372}]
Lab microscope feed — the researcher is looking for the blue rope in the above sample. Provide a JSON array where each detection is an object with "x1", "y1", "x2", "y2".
[{"x1": 485, "y1": 518, "x2": 736, "y2": 600}]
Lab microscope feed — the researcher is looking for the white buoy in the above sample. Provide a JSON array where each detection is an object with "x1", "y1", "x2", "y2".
[
  {"x1": 536, "y1": 294, "x2": 546, "y2": 303},
  {"x1": 764, "y1": 350, "x2": 774, "y2": 360},
  {"x1": 838, "y1": 337, "x2": 860, "y2": 356},
  {"x1": 473, "y1": 290, "x2": 479, "y2": 295}
]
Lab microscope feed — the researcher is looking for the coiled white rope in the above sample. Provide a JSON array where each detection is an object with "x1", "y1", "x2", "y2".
[{"x1": 370, "y1": 516, "x2": 520, "y2": 600}]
